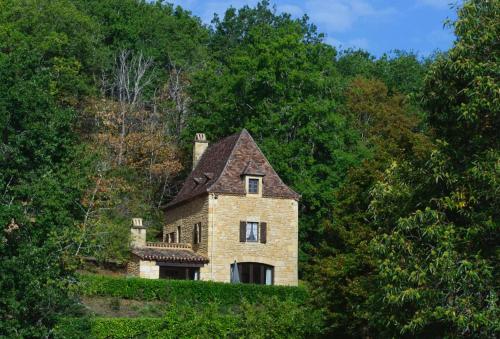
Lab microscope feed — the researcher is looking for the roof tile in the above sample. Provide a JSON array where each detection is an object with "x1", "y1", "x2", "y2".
[
  {"x1": 164, "y1": 129, "x2": 299, "y2": 209},
  {"x1": 132, "y1": 247, "x2": 209, "y2": 263}
]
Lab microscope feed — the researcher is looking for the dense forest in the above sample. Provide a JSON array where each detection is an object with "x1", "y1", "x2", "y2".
[{"x1": 0, "y1": 0, "x2": 498, "y2": 337}]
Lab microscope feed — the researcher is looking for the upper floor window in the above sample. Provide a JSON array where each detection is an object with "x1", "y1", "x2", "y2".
[
  {"x1": 240, "y1": 221, "x2": 267, "y2": 243},
  {"x1": 248, "y1": 178, "x2": 259, "y2": 194},
  {"x1": 246, "y1": 221, "x2": 258, "y2": 242},
  {"x1": 177, "y1": 226, "x2": 181, "y2": 243}
]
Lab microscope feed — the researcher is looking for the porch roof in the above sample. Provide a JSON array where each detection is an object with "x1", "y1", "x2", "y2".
[{"x1": 132, "y1": 246, "x2": 209, "y2": 264}]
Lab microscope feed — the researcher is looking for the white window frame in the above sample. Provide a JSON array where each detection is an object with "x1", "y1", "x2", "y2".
[
  {"x1": 245, "y1": 176, "x2": 262, "y2": 197},
  {"x1": 245, "y1": 221, "x2": 259, "y2": 242}
]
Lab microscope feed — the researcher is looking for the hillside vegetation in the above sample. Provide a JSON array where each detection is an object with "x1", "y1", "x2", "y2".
[
  {"x1": 0, "y1": 0, "x2": 498, "y2": 337},
  {"x1": 54, "y1": 274, "x2": 319, "y2": 338}
]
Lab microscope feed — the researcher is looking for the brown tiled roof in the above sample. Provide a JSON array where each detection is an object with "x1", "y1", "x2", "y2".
[
  {"x1": 242, "y1": 160, "x2": 265, "y2": 176},
  {"x1": 164, "y1": 129, "x2": 299, "y2": 209},
  {"x1": 131, "y1": 247, "x2": 209, "y2": 264}
]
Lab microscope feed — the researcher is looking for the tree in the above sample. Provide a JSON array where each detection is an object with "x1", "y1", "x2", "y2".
[
  {"x1": 71, "y1": 0, "x2": 209, "y2": 101},
  {"x1": 0, "y1": 0, "x2": 98, "y2": 335},
  {"x1": 308, "y1": 77, "x2": 432, "y2": 337},
  {"x1": 368, "y1": 1, "x2": 499, "y2": 336},
  {"x1": 337, "y1": 49, "x2": 431, "y2": 96},
  {"x1": 76, "y1": 95, "x2": 183, "y2": 262}
]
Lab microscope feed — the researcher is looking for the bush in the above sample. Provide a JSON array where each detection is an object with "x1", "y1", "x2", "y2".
[
  {"x1": 55, "y1": 299, "x2": 324, "y2": 338},
  {"x1": 54, "y1": 317, "x2": 162, "y2": 339},
  {"x1": 78, "y1": 273, "x2": 308, "y2": 306}
]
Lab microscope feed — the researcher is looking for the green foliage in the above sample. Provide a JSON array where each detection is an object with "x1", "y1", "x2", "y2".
[
  {"x1": 306, "y1": 76, "x2": 433, "y2": 337},
  {"x1": 73, "y1": 0, "x2": 207, "y2": 63},
  {"x1": 65, "y1": 0, "x2": 209, "y2": 263},
  {"x1": 186, "y1": 1, "x2": 366, "y2": 266},
  {"x1": 337, "y1": 49, "x2": 431, "y2": 96},
  {"x1": 72, "y1": 0, "x2": 208, "y2": 98},
  {"x1": 0, "y1": 0, "x2": 98, "y2": 336},
  {"x1": 424, "y1": 0, "x2": 499, "y2": 160},
  {"x1": 55, "y1": 298, "x2": 323, "y2": 338},
  {"x1": 2, "y1": 0, "x2": 497, "y2": 337},
  {"x1": 366, "y1": 1, "x2": 500, "y2": 337},
  {"x1": 79, "y1": 274, "x2": 307, "y2": 306}
]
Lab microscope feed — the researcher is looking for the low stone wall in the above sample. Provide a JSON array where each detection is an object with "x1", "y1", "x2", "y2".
[
  {"x1": 126, "y1": 258, "x2": 140, "y2": 276},
  {"x1": 139, "y1": 260, "x2": 159, "y2": 279}
]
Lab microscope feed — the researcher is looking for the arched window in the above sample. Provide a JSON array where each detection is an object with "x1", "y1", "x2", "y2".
[{"x1": 230, "y1": 262, "x2": 273, "y2": 285}]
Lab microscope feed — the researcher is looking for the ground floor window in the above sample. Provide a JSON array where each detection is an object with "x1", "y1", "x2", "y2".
[
  {"x1": 231, "y1": 262, "x2": 273, "y2": 285},
  {"x1": 159, "y1": 265, "x2": 200, "y2": 280}
]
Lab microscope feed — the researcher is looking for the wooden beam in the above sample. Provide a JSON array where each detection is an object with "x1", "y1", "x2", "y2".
[{"x1": 156, "y1": 262, "x2": 205, "y2": 268}]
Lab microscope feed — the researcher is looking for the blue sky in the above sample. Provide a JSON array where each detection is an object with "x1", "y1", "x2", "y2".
[{"x1": 170, "y1": 0, "x2": 459, "y2": 57}]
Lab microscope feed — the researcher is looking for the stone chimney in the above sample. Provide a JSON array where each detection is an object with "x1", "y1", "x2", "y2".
[
  {"x1": 130, "y1": 218, "x2": 146, "y2": 248},
  {"x1": 193, "y1": 133, "x2": 208, "y2": 170}
]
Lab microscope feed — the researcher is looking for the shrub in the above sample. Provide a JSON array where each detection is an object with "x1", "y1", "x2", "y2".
[
  {"x1": 53, "y1": 317, "x2": 92, "y2": 339},
  {"x1": 55, "y1": 299, "x2": 324, "y2": 338},
  {"x1": 78, "y1": 273, "x2": 308, "y2": 306},
  {"x1": 54, "y1": 317, "x2": 162, "y2": 339}
]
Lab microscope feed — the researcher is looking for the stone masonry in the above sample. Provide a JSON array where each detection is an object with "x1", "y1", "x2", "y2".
[
  {"x1": 161, "y1": 129, "x2": 299, "y2": 286},
  {"x1": 163, "y1": 194, "x2": 298, "y2": 285},
  {"x1": 206, "y1": 194, "x2": 298, "y2": 285},
  {"x1": 138, "y1": 259, "x2": 159, "y2": 279},
  {"x1": 164, "y1": 196, "x2": 209, "y2": 256}
]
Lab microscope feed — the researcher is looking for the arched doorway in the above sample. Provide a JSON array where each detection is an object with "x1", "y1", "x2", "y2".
[{"x1": 231, "y1": 262, "x2": 274, "y2": 285}]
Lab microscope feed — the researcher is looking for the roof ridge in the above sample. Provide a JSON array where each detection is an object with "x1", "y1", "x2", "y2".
[{"x1": 207, "y1": 129, "x2": 245, "y2": 192}]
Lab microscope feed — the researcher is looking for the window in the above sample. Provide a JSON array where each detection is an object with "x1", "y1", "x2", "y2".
[
  {"x1": 248, "y1": 178, "x2": 259, "y2": 194},
  {"x1": 159, "y1": 266, "x2": 200, "y2": 280},
  {"x1": 230, "y1": 262, "x2": 273, "y2": 285},
  {"x1": 193, "y1": 223, "x2": 202, "y2": 244},
  {"x1": 246, "y1": 222, "x2": 258, "y2": 242},
  {"x1": 177, "y1": 226, "x2": 181, "y2": 243},
  {"x1": 240, "y1": 221, "x2": 267, "y2": 243}
]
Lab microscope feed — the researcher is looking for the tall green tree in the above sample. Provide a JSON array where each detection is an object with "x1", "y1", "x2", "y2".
[
  {"x1": 71, "y1": 0, "x2": 209, "y2": 100},
  {"x1": 368, "y1": 0, "x2": 499, "y2": 336},
  {"x1": 0, "y1": 0, "x2": 98, "y2": 335},
  {"x1": 308, "y1": 77, "x2": 432, "y2": 337},
  {"x1": 337, "y1": 49, "x2": 431, "y2": 96}
]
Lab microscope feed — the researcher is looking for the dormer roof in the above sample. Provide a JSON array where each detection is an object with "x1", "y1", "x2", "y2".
[
  {"x1": 241, "y1": 160, "x2": 266, "y2": 177},
  {"x1": 163, "y1": 129, "x2": 299, "y2": 209}
]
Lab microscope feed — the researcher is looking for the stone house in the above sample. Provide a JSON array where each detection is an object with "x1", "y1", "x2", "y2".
[{"x1": 128, "y1": 129, "x2": 299, "y2": 285}]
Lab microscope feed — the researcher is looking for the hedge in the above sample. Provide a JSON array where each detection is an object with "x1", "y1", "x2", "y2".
[
  {"x1": 54, "y1": 317, "x2": 163, "y2": 339},
  {"x1": 55, "y1": 299, "x2": 324, "y2": 338},
  {"x1": 78, "y1": 273, "x2": 308, "y2": 306}
]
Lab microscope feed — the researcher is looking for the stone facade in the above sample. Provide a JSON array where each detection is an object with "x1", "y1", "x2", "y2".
[
  {"x1": 164, "y1": 196, "x2": 209, "y2": 256},
  {"x1": 138, "y1": 259, "x2": 159, "y2": 279},
  {"x1": 163, "y1": 193, "x2": 298, "y2": 286},
  {"x1": 206, "y1": 194, "x2": 298, "y2": 285},
  {"x1": 159, "y1": 130, "x2": 299, "y2": 286},
  {"x1": 127, "y1": 256, "x2": 140, "y2": 276}
]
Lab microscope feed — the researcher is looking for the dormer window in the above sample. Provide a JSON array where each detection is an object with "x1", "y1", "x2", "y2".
[
  {"x1": 248, "y1": 178, "x2": 259, "y2": 194},
  {"x1": 241, "y1": 160, "x2": 265, "y2": 196}
]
